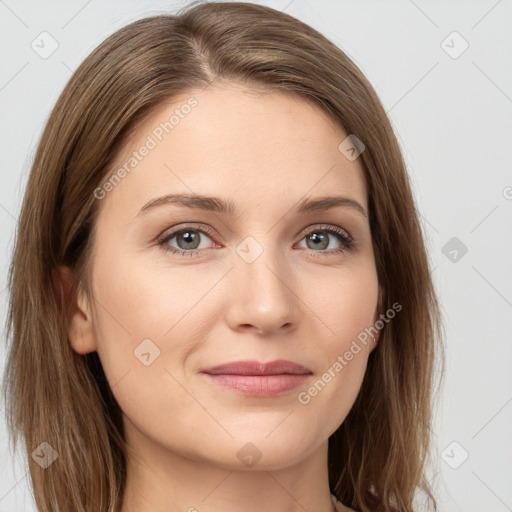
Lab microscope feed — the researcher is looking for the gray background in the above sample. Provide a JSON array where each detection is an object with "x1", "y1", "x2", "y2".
[{"x1": 1, "y1": 0, "x2": 511, "y2": 510}]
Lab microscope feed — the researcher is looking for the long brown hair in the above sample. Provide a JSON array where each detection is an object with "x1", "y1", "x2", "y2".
[{"x1": 3, "y1": 2, "x2": 444, "y2": 510}]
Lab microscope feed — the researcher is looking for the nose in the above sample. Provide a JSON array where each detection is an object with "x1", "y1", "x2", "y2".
[{"x1": 224, "y1": 242, "x2": 300, "y2": 336}]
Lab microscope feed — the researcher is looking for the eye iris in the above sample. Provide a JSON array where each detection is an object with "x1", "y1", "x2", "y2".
[
  {"x1": 177, "y1": 230, "x2": 200, "y2": 250},
  {"x1": 307, "y1": 231, "x2": 328, "y2": 250}
]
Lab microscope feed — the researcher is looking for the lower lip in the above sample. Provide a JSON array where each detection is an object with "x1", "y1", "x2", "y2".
[{"x1": 203, "y1": 373, "x2": 311, "y2": 397}]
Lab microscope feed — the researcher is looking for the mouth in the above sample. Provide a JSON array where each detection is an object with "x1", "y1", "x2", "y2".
[{"x1": 201, "y1": 359, "x2": 312, "y2": 397}]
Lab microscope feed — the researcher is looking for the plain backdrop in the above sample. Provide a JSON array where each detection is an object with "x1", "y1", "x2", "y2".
[{"x1": 1, "y1": 1, "x2": 511, "y2": 511}]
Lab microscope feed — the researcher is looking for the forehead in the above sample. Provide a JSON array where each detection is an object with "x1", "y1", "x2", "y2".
[{"x1": 97, "y1": 82, "x2": 368, "y2": 222}]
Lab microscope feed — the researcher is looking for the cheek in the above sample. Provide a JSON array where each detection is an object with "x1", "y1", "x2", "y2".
[
  {"x1": 309, "y1": 262, "x2": 379, "y2": 347},
  {"x1": 89, "y1": 250, "x2": 222, "y2": 379},
  {"x1": 295, "y1": 264, "x2": 378, "y2": 420},
  {"x1": 88, "y1": 255, "x2": 216, "y2": 433}
]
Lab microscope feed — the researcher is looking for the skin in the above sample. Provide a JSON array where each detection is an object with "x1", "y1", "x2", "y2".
[{"x1": 61, "y1": 82, "x2": 381, "y2": 512}]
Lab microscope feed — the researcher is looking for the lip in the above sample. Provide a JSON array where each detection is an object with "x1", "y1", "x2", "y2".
[
  {"x1": 202, "y1": 359, "x2": 312, "y2": 375},
  {"x1": 201, "y1": 359, "x2": 312, "y2": 397}
]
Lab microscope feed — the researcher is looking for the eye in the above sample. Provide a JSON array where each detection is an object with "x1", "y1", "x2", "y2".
[
  {"x1": 157, "y1": 223, "x2": 355, "y2": 258},
  {"x1": 296, "y1": 224, "x2": 355, "y2": 257},
  {"x1": 157, "y1": 224, "x2": 217, "y2": 257}
]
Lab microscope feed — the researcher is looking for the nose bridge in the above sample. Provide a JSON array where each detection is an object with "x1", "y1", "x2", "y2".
[{"x1": 227, "y1": 233, "x2": 299, "y2": 333}]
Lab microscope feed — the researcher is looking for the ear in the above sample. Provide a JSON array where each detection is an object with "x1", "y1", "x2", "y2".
[{"x1": 52, "y1": 265, "x2": 97, "y2": 355}]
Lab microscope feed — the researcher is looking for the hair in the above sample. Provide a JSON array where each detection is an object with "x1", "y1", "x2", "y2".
[{"x1": 2, "y1": 2, "x2": 444, "y2": 511}]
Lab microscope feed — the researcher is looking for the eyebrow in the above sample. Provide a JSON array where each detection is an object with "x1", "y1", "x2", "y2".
[{"x1": 135, "y1": 193, "x2": 367, "y2": 219}]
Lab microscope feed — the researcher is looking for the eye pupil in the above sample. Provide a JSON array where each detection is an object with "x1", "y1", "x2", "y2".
[
  {"x1": 177, "y1": 230, "x2": 200, "y2": 250},
  {"x1": 307, "y1": 232, "x2": 328, "y2": 250}
]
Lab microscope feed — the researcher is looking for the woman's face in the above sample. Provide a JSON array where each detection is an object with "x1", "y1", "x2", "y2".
[{"x1": 70, "y1": 82, "x2": 380, "y2": 472}]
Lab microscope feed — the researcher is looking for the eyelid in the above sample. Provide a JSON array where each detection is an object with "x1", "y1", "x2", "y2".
[
  {"x1": 297, "y1": 223, "x2": 353, "y2": 241},
  {"x1": 156, "y1": 222, "x2": 218, "y2": 246}
]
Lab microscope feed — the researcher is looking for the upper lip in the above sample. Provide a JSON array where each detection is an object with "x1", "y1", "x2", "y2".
[{"x1": 202, "y1": 359, "x2": 312, "y2": 376}]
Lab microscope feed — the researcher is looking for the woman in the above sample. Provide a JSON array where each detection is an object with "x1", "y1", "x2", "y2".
[{"x1": 2, "y1": 2, "x2": 444, "y2": 511}]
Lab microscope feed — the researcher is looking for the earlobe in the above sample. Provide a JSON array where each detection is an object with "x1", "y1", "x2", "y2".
[{"x1": 53, "y1": 265, "x2": 98, "y2": 355}]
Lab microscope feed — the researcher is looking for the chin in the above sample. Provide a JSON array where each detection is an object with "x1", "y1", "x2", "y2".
[{"x1": 201, "y1": 435, "x2": 319, "y2": 472}]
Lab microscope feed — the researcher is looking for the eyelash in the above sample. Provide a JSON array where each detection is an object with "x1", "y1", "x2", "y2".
[{"x1": 157, "y1": 223, "x2": 355, "y2": 258}]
